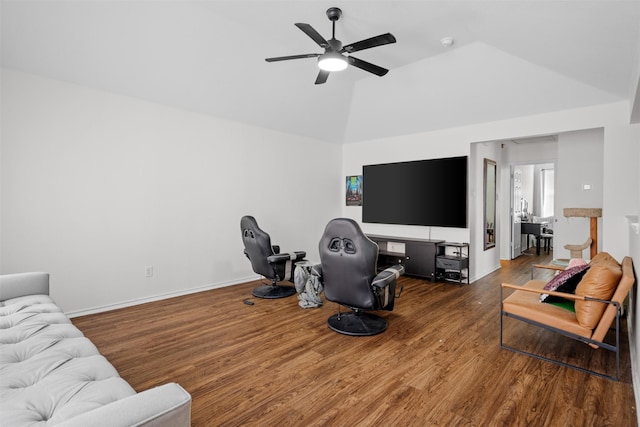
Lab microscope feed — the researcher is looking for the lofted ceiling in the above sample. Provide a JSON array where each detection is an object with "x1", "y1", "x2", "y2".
[{"x1": 2, "y1": 0, "x2": 640, "y2": 144}]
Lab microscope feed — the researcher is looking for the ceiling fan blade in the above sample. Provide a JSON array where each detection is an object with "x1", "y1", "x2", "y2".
[
  {"x1": 315, "y1": 70, "x2": 330, "y2": 85},
  {"x1": 347, "y1": 56, "x2": 389, "y2": 76},
  {"x1": 295, "y1": 23, "x2": 329, "y2": 48},
  {"x1": 342, "y1": 33, "x2": 397, "y2": 54},
  {"x1": 265, "y1": 53, "x2": 320, "y2": 62}
]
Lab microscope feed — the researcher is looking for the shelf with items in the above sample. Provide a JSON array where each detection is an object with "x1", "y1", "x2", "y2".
[
  {"x1": 367, "y1": 234, "x2": 444, "y2": 280},
  {"x1": 435, "y1": 242, "x2": 470, "y2": 286},
  {"x1": 377, "y1": 249, "x2": 406, "y2": 271}
]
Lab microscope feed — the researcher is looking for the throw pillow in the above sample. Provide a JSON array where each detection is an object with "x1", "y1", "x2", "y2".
[
  {"x1": 588, "y1": 252, "x2": 620, "y2": 268},
  {"x1": 547, "y1": 300, "x2": 576, "y2": 312},
  {"x1": 567, "y1": 258, "x2": 588, "y2": 269},
  {"x1": 539, "y1": 264, "x2": 590, "y2": 303},
  {"x1": 575, "y1": 263, "x2": 622, "y2": 329}
]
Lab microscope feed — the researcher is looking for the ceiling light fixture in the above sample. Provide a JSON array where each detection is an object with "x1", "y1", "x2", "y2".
[{"x1": 318, "y1": 51, "x2": 348, "y2": 72}]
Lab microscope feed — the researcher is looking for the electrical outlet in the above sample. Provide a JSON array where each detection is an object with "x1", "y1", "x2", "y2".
[{"x1": 145, "y1": 266, "x2": 153, "y2": 278}]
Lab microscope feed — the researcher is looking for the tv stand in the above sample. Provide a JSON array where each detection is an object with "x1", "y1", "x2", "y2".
[{"x1": 367, "y1": 234, "x2": 444, "y2": 280}]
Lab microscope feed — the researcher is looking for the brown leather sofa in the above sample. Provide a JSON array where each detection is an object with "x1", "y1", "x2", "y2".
[{"x1": 500, "y1": 252, "x2": 635, "y2": 381}]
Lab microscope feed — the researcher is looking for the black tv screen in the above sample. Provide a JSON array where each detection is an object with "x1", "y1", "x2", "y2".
[{"x1": 362, "y1": 156, "x2": 467, "y2": 228}]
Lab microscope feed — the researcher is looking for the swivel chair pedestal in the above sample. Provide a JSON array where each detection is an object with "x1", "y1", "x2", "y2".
[
  {"x1": 327, "y1": 310, "x2": 388, "y2": 336},
  {"x1": 252, "y1": 281, "x2": 297, "y2": 299}
]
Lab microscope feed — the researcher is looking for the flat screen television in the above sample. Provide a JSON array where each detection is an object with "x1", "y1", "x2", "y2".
[{"x1": 362, "y1": 156, "x2": 467, "y2": 228}]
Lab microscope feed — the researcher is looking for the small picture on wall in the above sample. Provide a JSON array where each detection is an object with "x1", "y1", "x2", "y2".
[{"x1": 346, "y1": 175, "x2": 362, "y2": 206}]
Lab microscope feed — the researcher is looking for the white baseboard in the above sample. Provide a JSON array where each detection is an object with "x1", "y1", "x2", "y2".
[
  {"x1": 469, "y1": 263, "x2": 502, "y2": 283},
  {"x1": 65, "y1": 275, "x2": 260, "y2": 318}
]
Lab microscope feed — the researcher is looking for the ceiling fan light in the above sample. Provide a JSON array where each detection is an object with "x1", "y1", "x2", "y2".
[{"x1": 318, "y1": 52, "x2": 348, "y2": 72}]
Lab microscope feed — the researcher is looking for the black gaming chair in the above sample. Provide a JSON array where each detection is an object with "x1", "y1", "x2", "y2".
[
  {"x1": 318, "y1": 218, "x2": 404, "y2": 335},
  {"x1": 240, "y1": 215, "x2": 306, "y2": 299}
]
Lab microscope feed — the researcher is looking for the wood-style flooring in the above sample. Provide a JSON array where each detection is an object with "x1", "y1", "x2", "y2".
[{"x1": 72, "y1": 248, "x2": 637, "y2": 426}]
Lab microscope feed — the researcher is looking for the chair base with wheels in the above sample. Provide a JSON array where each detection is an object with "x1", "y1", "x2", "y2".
[
  {"x1": 327, "y1": 310, "x2": 388, "y2": 336},
  {"x1": 252, "y1": 282, "x2": 297, "y2": 299}
]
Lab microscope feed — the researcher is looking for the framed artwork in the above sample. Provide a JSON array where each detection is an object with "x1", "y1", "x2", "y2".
[{"x1": 346, "y1": 175, "x2": 362, "y2": 206}]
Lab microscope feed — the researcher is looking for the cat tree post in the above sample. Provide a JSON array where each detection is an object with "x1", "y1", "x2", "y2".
[{"x1": 563, "y1": 208, "x2": 602, "y2": 259}]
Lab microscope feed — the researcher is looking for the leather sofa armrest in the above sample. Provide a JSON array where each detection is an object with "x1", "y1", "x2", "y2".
[
  {"x1": 56, "y1": 383, "x2": 191, "y2": 427},
  {"x1": 530, "y1": 263, "x2": 565, "y2": 279},
  {"x1": 501, "y1": 282, "x2": 585, "y2": 302},
  {"x1": 532, "y1": 263, "x2": 565, "y2": 272},
  {"x1": 372, "y1": 265, "x2": 405, "y2": 289},
  {"x1": 267, "y1": 251, "x2": 306, "y2": 263},
  {"x1": 0, "y1": 272, "x2": 50, "y2": 300}
]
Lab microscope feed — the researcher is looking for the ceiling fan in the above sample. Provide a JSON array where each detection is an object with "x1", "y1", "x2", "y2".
[{"x1": 265, "y1": 7, "x2": 397, "y2": 85}]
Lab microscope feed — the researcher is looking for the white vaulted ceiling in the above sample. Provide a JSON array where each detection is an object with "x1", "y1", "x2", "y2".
[{"x1": 2, "y1": 0, "x2": 640, "y2": 143}]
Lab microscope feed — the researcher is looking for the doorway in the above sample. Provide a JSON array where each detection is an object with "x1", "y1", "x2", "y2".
[
  {"x1": 499, "y1": 134, "x2": 558, "y2": 260},
  {"x1": 509, "y1": 162, "x2": 555, "y2": 259}
]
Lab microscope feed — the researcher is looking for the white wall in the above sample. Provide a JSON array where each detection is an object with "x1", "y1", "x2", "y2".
[
  {"x1": 0, "y1": 69, "x2": 342, "y2": 314},
  {"x1": 554, "y1": 128, "x2": 604, "y2": 260},
  {"x1": 341, "y1": 101, "x2": 635, "y2": 283},
  {"x1": 2, "y1": 69, "x2": 637, "y2": 316},
  {"x1": 603, "y1": 125, "x2": 640, "y2": 261},
  {"x1": 341, "y1": 133, "x2": 471, "y2": 243},
  {"x1": 627, "y1": 126, "x2": 640, "y2": 424}
]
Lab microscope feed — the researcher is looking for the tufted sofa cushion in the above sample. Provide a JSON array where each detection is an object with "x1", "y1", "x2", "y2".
[{"x1": 0, "y1": 294, "x2": 136, "y2": 426}]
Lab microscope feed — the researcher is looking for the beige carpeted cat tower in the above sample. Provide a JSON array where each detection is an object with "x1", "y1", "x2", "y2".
[{"x1": 563, "y1": 208, "x2": 602, "y2": 259}]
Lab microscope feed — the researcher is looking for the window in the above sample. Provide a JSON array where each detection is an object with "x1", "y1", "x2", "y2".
[{"x1": 541, "y1": 168, "x2": 554, "y2": 217}]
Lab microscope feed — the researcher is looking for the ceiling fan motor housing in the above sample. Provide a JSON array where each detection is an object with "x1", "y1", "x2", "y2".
[
  {"x1": 328, "y1": 38, "x2": 342, "y2": 51},
  {"x1": 326, "y1": 7, "x2": 342, "y2": 21}
]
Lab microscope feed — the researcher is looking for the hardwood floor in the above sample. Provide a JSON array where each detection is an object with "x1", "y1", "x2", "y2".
[{"x1": 72, "y1": 249, "x2": 636, "y2": 426}]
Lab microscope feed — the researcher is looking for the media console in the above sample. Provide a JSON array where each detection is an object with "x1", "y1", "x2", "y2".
[
  {"x1": 367, "y1": 234, "x2": 444, "y2": 280},
  {"x1": 367, "y1": 235, "x2": 470, "y2": 285}
]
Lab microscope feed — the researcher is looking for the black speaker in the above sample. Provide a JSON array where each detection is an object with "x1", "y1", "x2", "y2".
[{"x1": 444, "y1": 271, "x2": 460, "y2": 280}]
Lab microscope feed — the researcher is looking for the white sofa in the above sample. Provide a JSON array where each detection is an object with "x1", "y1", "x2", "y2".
[{"x1": 0, "y1": 272, "x2": 191, "y2": 426}]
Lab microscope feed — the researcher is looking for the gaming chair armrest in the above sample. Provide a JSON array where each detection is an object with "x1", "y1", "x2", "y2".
[
  {"x1": 267, "y1": 251, "x2": 306, "y2": 264},
  {"x1": 372, "y1": 265, "x2": 405, "y2": 289}
]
